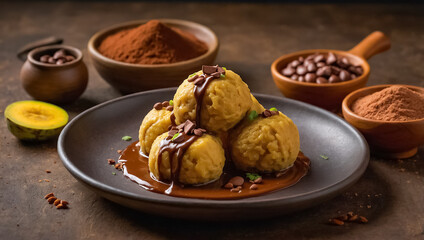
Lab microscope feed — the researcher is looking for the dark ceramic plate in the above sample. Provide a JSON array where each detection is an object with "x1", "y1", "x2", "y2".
[{"x1": 58, "y1": 88, "x2": 369, "y2": 220}]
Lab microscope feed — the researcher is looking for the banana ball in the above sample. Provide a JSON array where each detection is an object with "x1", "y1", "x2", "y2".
[
  {"x1": 229, "y1": 111, "x2": 300, "y2": 173},
  {"x1": 250, "y1": 94, "x2": 265, "y2": 113},
  {"x1": 149, "y1": 132, "x2": 226, "y2": 185},
  {"x1": 173, "y1": 70, "x2": 252, "y2": 133},
  {"x1": 139, "y1": 108, "x2": 172, "y2": 155}
]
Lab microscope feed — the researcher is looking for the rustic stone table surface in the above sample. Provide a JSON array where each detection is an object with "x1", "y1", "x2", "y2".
[{"x1": 1, "y1": 2, "x2": 423, "y2": 239}]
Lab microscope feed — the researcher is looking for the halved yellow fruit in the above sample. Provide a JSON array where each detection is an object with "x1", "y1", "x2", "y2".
[{"x1": 4, "y1": 100, "x2": 69, "y2": 141}]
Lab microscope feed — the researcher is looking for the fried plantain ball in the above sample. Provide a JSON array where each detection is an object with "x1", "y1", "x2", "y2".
[
  {"x1": 149, "y1": 132, "x2": 226, "y2": 185},
  {"x1": 229, "y1": 111, "x2": 300, "y2": 173},
  {"x1": 173, "y1": 70, "x2": 252, "y2": 133}
]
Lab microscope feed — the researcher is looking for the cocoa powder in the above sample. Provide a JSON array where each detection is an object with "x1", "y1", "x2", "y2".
[
  {"x1": 98, "y1": 20, "x2": 208, "y2": 64},
  {"x1": 352, "y1": 86, "x2": 424, "y2": 121}
]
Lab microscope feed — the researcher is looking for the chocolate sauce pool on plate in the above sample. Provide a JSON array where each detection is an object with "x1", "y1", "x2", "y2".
[{"x1": 120, "y1": 141, "x2": 310, "y2": 200}]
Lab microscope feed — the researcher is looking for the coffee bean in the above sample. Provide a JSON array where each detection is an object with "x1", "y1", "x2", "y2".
[
  {"x1": 40, "y1": 55, "x2": 50, "y2": 63},
  {"x1": 305, "y1": 73, "x2": 316, "y2": 83},
  {"x1": 166, "y1": 106, "x2": 173, "y2": 111},
  {"x1": 316, "y1": 62, "x2": 325, "y2": 68},
  {"x1": 296, "y1": 65, "x2": 307, "y2": 76},
  {"x1": 250, "y1": 184, "x2": 258, "y2": 190},
  {"x1": 316, "y1": 67, "x2": 331, "y2": 77},
  {"x1": 303, "y1": 60, "x2": 314, "y2": 66},
  {"x1": 328, "y1": 75, "x2": 341, "y2": 83},
  {"x1": 306, "y1": 63, "x2": 317, "y2": 72},
  {"x1": 162, "y1": 101, "x2": 169, "y2": 107},
  {"x1": 48, "y1": 57, "x2": 55, "y2": 64},
  {"x1": 228, "y1": 176, "x2": 244, "y2": 186},
  {"x1": 153, "y1": 102, "x2": 163, "y2": 110},
  {"x1": 331, "y1": 66, "x2": 341, "y2": 75},
  {"x1": 53, "y1": 49, "x2": 66, "y2": 60},
  {"x1": 290, "y1": 60, "x2": 301, "y2": 68},
  {"x1": 306, "y1": 54, "x2": 316, "y2": 61},
  {"x1": 65, "y1": 55, "x2": 75, "y2": 62},
  {"x1": 355, "y1": 66, "x2": 363, "y2": 75},
  {"x1": 283, "y1": 53, "x2": 363, "y2": 84},
  {"x1": 326, "y1": 52, "x2": 337, "y2": 65},
  {"x1": 339, "y1": 70, "x2": 351, "y2": 81},
  {"x1": 224, "y1": 183, "x2": 233, "y2": 189},
  {"x1": 337, "y1": 59, "x2": 348, "y2": 69},
  {"x1": 282, "y1": 67, "x2": 295, "y2": 76},
  {"x1": 56, "y1": 59, "x2": 65, "y2": 65},
  {"x1": 316, "y1": 77, "x2": 328, "y2": 84},
  {"x1": 314, "y1": 54, "x2": 325, "y2": 63}
]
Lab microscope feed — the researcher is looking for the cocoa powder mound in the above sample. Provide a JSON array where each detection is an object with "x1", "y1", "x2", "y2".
[
  {"x1": 98, "y1": 20, "x2": 208, "y2": 64},
  {"x1": 352, "y1": 86, "x2": 424, "y2": 121}
]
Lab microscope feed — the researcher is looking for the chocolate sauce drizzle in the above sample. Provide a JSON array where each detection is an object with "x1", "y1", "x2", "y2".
[
  {"x1": 189, "y1": 65, "x2": 226, "y2": 127},
  {"x1": 157, "y1": 133, "x2": 199, "y2": 183},
  {"x1": 156, "y1": 66, "x2": 225, "y2": 184}
]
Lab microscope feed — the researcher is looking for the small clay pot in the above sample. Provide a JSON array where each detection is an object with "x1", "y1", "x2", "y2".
[{"x1": 20, "y1": 45, "x2": 88, "y2": 105}]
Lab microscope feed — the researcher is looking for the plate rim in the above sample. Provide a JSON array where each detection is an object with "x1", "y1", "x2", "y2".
[{"x1": 58, "y1": 87, "x2": 370, "y2": 208}]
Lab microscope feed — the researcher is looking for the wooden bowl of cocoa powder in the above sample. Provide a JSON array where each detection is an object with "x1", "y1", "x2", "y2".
[
  {"x1": 342, "y1": 84, "x2": 424, "y2": 159},
  {"x1": 88, "y1": 19, "x2": 218, "y2": 94}
]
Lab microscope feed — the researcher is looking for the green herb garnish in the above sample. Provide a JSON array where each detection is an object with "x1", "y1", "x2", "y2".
[
  {"x1": 220, "y1": 74, "x2": 225, "y2": 78},
  {"x1": 171, "y1": 133, "x2": 181, "y2": 141},
  {"x1": 270, "y1": 107, "x2": 278, "y2": 111},
  {"x1": 320, "y1": 154, "x2": 329, "y2": 160},
  {"x1": 169, "y1": 100, "x2": 174, "y2": 106},
  {"x1": 112, "y1": 172, "x2": 116, "y2": 175},
  {"x1": 246, "y1": 173, "x2": 261, "y2": 181},
  {"x1": 222, "y1": 67, "x2": 227, "y2": 70},
  {"x1": 122, "y1": 136, "x2": 132, "y2": 141},
  {"x1": 188, "y1": 73, "x2": 197, "y2": 78},
  {"x1": 248, "y1": 110, "x2": 258, "y2": 121}
]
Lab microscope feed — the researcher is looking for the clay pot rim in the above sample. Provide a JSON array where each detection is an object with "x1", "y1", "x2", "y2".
[
  {"x1": 87, "y1": 18, "x2": 219, "y2": 69},
  {"x1": 271, "y1": 49, "x2": 370, "y2": 88},
  {"x1": 342, "y1": 84, "x2": 424, "y2": 124},
  {"x1": 27, "y1": 45, "x2": 83, "y2": 68}
]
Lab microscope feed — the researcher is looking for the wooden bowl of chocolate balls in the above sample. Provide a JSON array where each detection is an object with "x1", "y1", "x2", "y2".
[{"x1": 271, "y1": 31, "x2": 391, "y2": 111}]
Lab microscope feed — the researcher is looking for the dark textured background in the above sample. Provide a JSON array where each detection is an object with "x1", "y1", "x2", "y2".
[{"x1": 0, "y1": 2, "x2": 423, "y2": 239}]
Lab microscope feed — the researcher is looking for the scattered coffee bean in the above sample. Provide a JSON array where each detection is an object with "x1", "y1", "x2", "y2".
[
  {"x1": 38, "y1": 49, "x2": 76, "y2": 65},
  {"x1": 228, "y1": 176, "x2": 244, "y2": 187},
  {"x1": 253, "y1": 177, "x2": 262, "y2": 184},
  {"x1": 162, "y1": 101, "x2": 169, "y2": 107},
  {"x1": 281, "y1": 52, "x2": 363, "y2": 84},
  {"x1": 224, "y1": 183, "x2": 234, "y2": 189},
  {"x1": 153, "y1": 102, "x2": 163, "y2": 110},
  {"x1": 250, "y1": 184, "x2": 258, "y2": 190},
  {"x1": 166, "y1": 106, "x2": 173, "y2": 111}
]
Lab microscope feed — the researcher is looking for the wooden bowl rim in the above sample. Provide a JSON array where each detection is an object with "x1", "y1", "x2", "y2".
[
  {"x1": 271, "y1": 49, "x2": 370, "y2": 88},
  {"x1": 87, "y1": 19, "x2": 219, "y2": 69},
  {"x1": 342, "y1": 84, "x2": 424, "y2": 124}
]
